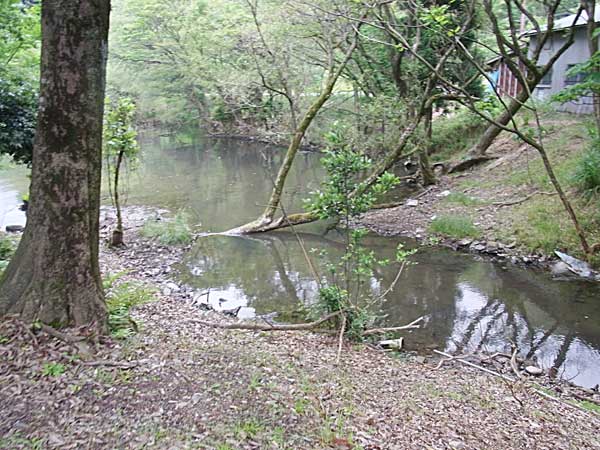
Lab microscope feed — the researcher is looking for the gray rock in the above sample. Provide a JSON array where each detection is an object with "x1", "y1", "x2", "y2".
[
  {"x1": 458, "y1": 239, "x2": 473, "y2": 247},
  {"x1": 474, "y1": 244, "x2": 486, "y2": 252},
  {"x1": 406, "y1": 199, "x2": 419, "y2": 207},
  {"x1": 555, "y1": 250, "x2": 600, "y2": 280},
  {"x1": 5, "y1": 225, "x2": 24, "y2": 233},
  {"x1": 525, "y1": 365, "x2": 543, "y2": 376},
  {"x1": 165, "y1": 282, "x2": 180, "y2": 292},
  {"x1": 486, "y1": 241, "x2": 499, "y2": 251},
  {"x1": 551, "y1": 261, "x2": 571, "y2": 276}
]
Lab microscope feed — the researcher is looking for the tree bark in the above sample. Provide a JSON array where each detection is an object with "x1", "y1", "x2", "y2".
[{"x1": 0, "y1": 0, "x2": 110, "y2": 331}]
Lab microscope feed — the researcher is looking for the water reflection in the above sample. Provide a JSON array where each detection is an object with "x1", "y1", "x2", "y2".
[
  {"x1": 180, "y1": 233, "x2": 600, "y2": 388},
  {"x1": 121, "y1": 134, "x2": 326, "y2": 231}
]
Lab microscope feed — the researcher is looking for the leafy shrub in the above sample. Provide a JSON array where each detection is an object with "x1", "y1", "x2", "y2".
[
  {"x1": 105, "y1": 280, "x2": 155, "y2": 339},
  {"x1": 306, "y1": 127, "x2": 414, "y2": 342},
  {"x1": 141, "y1": 211, "x2": 192, "y2": 245},
  {"x1": 429, "y1": 215, "x2": 480, "y2": 239}
]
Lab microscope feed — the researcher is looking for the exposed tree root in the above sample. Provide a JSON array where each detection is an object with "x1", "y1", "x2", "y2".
[{"x1": 493, "y1": 191, "x2": 557, "y2": 207}]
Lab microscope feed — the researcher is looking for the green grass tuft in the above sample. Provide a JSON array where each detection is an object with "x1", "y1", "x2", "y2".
[
  {"x1": 429, "y1": 215, "x2": 480, "y2": 239},
  {"x1": 141, "y1": 210, "x2": 192, "y2": 245},
  {"x1": 572, "y1": 134, "x2": 600, "y2": 197},
  {"x1": 443, "y1": 192, "x2": 485, "y2": 206},
  {"x1": 105, "y1": 280, "x2": 155, "y2": 339}
]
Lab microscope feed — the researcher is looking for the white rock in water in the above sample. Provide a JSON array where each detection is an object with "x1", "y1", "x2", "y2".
[
  {"x1": 406, "y1": 199, "x2": 419, "y2": 207},
  {"x1": 525, "y1": 366, "x2": 543, "y2": 376}
]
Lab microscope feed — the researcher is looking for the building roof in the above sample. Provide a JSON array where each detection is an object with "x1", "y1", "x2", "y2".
[{"x1": 523, "y1": 9, "x2": 600, "y2": 36}]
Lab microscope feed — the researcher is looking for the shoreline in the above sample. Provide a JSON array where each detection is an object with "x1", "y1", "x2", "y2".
[{"x1": 1, "y1": 205, "x2": 599, "y2": 449}]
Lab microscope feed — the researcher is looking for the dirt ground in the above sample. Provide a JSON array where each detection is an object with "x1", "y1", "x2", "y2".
[{"x1": 1, "y1": 210, "x2": 599, "y2": 450}]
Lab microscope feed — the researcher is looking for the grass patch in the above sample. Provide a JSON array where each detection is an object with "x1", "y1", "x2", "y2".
[
  {"x1": 574, "y1": 399, "x2": 600, "y2": 414},
  {"x1": 443, "y1": 192, "x2": 485, "y2": 206},
  {"x1": 429, "y1": 215, "x2": 480, "y2": 239},
  {"x1": 104, "y1": 278, "x2": 155, "y2": 339},
  {"x1": 509, "y1": 194, "x2": 600, "y2": 260},
  {"x1": 141, "y1": 210, "x2": 192, "y2": 245},
  {"x1": 572, "y1": 128, "x2": 600, "y2": 197}
]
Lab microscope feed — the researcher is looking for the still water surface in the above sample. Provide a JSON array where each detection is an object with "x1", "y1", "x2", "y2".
[{"x1": 1, "y1": 131, "x2": 599, "y2": 388}]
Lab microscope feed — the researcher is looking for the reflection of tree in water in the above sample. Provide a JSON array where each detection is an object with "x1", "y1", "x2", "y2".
[
  {"x1": 180, "y1": 233, "x2": 600, "y2": 386},
  {"x1": 446, "y1": 261, "x2": 600, "y2": 385}
]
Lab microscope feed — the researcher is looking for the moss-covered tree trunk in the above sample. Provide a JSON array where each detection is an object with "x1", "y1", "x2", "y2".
[{"x1": 0, "y1": 0, "x2": 110, "y2": 331}]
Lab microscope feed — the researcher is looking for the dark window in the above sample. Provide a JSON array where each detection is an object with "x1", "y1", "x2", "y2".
[
  {"x1": 565, "y1": 64, "x2": 586, "y2": 85},
  {"x1": 539, "y1": 67, "x2": 552, "y2": 86}
]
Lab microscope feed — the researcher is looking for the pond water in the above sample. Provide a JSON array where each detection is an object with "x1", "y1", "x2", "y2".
[
  {"x1": 0, "y1": 164, "x2": 28, "y2": 230},
  {"x1": 1, "y1": 131, "x2": 599, "y2": 388}
]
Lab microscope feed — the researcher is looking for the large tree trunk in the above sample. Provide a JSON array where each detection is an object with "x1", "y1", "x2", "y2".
[{"x1": 0, "y1": 0, "x2": 110, "y2": 331}]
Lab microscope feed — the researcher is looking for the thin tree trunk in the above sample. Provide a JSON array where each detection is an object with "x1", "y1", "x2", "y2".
[
  {"x1": 229, "y1": 118, "x2": 423, "y2": 234},
  {"x1": 111, "y1": 150, "x2": 125, "y2": 246},
  {"x1": 0, "y1": 0, "x2": 110, "y2": 331},
  {"x1": 232, "y1": 36, "x2": 360, "y2": 233},
  {"x1": 419, "y1": 106, "x2": 436, "y2": 186}
]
